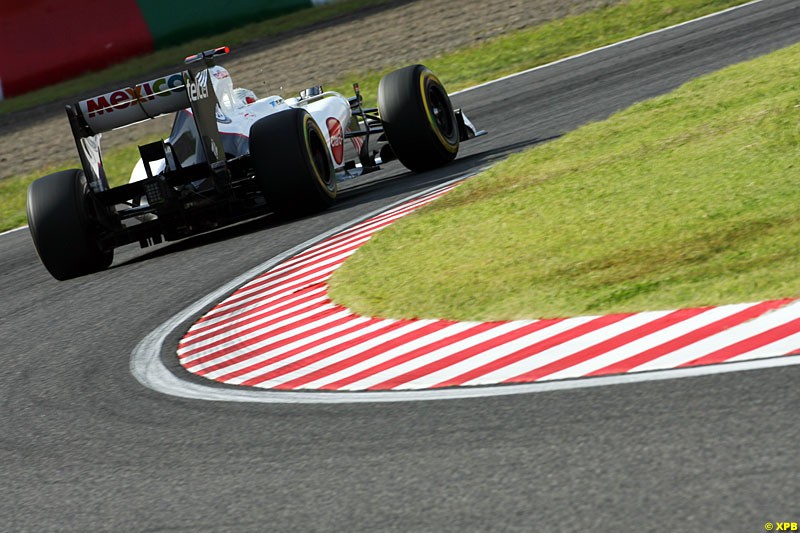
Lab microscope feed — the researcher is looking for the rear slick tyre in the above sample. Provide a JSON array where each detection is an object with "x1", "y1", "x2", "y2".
[
  {"x1": 26, "y1": 169, "x2": 113, "y2": 280},
  {"x1": 249, "y1": 108, "x2": 337, "y2": 217},
  {"x1": 378, "y1": 64, "x2": 459, "y2": 172}
]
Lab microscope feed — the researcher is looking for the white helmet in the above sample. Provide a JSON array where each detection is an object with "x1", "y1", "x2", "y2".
[{"x1": 233, "y1": 88, "x2": 257, "y2": 107}]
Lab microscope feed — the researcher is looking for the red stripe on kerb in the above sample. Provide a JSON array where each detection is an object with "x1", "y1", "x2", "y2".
[
  {"x1": 508, "y1": 307, "x2": 709, "y2": 383},
  {"x1": 443, "y1": 314, "x2": 630, "y2": 386},
  {"x1": 680, "y1": 316, "x2": 800, "y2": 367},
  {"x1": 194, "y1": 260, "x2": 333, "y2": 324},
  {"x1": 238, "y1": 319, "x2": 411, "y2": 387},
  {"x1": 319, "y1": 322, "x2": 503, "y2": 390},
  {"x1": 195, "y1": 269, "x2": 333, "y2": 325},
  {"x1": 275, "y1": 321, "x2": 457, "y2": 390},
  {"x1": 206, "y1": 316, "x2": 373, "y2": 382},
  {"x1": 588, "y1": 299, "x2": 792, "y2": 376},
  {"x1": 375, "y1": 320, "x2": 560, "y2": 390},
  {"x1": 182, "y1": 288, "x2": 328, "y2": 345},
  {"x1": 179, "y1": 288, "x2": 327, "y2": 351},
  {"x1": 179, "y1": 300, "x2": 336, "y2": 364},
  {"x1": 184, "y1": 306, "x2": 349, "y2": 371},
  {"x1": 199, "y1": 261, "x2": 338, "y2": 318}
]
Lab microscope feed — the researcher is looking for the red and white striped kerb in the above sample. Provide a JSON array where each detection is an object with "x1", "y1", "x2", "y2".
[{"x1": 178, "y1": 184, "x2": 800, "y2": 392}]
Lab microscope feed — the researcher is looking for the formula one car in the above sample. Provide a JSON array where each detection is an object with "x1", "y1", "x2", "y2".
[{"x1": 26, "y1": 46, "x2": 485, "y2": 280}]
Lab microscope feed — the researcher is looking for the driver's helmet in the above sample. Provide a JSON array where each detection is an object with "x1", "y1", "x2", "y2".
[
  {"x1": 208, "y1": 66, "x2": 236, "y2": 114},
  {"x1": 233, "y1": 88, "x2": 257, "y2": 107}
]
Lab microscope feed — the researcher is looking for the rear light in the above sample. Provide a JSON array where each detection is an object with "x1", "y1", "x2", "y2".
[
  {"x1": 185, "y1": 46, "x2": 231, "y2": 64},
  {"x1": 145, "y1": 180, "x2": 166, "y2": 205}
]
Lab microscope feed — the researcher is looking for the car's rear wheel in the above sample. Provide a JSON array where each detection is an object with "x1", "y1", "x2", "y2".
[
  {"x1": 378, "y1": 64, "x2": 459, "y2": 172},
  {"x1": 249, "y1": 108, "x2": 337, "y2": 216},
  {"x1": 27, "y1": 169, "x2": 113, "y2": 280}
]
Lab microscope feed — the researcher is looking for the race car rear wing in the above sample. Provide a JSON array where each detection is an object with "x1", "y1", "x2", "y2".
[{"x1": 65, "y1": 47, "x2": 230, "y2": 192}]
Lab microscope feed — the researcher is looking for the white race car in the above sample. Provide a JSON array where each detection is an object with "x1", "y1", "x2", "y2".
[{"x1": 26, "y1": 46, "x2": 484, "y2": 280}]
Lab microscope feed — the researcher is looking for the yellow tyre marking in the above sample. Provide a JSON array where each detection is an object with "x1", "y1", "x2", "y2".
[{"x1": 419, "y1": 70, "x2": 458, "y2": 154}]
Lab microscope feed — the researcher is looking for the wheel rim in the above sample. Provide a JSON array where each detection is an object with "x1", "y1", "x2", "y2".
[
  {"x1": 426, "y1": 82, "x2": 456, "y2": 142},
  {"x1": 306, "y1": 123, "x2": 334, "y2": 190}
]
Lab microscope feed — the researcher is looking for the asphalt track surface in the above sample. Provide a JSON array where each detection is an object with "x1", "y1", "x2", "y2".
[{"x1": 2, "y1": 1, "x2": 799, "y2": 530}]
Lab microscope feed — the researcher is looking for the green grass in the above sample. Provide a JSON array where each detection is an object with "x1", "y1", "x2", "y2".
[
  {"x1": 0, "y1": 0, "x2": 749, "y2": 232},
  {"x1": 0, "y1": 0, "x2": 392, "y2": 115},
  {"x1": 0, "y1": 136, "x2": 161, "y2": 231},
  {"x1": 328, "y1": 42, "x2": 800, "y2": 321}
]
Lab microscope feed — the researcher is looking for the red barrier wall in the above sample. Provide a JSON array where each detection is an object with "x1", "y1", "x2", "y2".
[{"x1": 0, "y1": 0, "x2": 153, "y2": 98}]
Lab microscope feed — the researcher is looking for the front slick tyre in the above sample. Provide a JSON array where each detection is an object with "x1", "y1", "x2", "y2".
[
  {"x1": 378, "y1": 64, "x2": 459, "y2": 172},
  {"x1": 26, "y1": 169, "x2": 113, "y2": 280},
  {"x1": 249, "y1": 108, "x2": 337, "y2": 217}
]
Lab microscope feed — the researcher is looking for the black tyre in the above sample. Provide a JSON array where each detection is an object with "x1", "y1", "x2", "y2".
[
  {"x1": 27, "y1": 169, "x2": 113, "y2": 280},
  {"x1": 377, "y1": 64, "x2": 459, "y2": 172},
  {"x1": 249, "y1": 108, "x2": 337, "y2": 216}
]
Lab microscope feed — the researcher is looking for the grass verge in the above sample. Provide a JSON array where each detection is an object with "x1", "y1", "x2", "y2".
[
  {"x1": 328, "y1": 42, "x2": 800, "y2": 320},
  {"x1": 0, "y1": 0, "x2": 749, "y2": 232},
  {"x1": 0, "y1": 136, "x2": 161, "y2": 231}
]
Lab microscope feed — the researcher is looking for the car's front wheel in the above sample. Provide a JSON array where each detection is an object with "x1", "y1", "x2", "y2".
[
  {"x1": 378, "y1": 64, "x2": 459, "y2": 172},
  {"x1": 27, "y1": 169, "x2": 113, "y2": 280}
]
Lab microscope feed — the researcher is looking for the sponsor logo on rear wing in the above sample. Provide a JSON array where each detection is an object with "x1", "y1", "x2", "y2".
[
  {"x1": 73, "y1": 45, "x2": 229, "y2": 136},
  {"x1": 76, "y1": 72, "x2": 190, "y2": 135}
]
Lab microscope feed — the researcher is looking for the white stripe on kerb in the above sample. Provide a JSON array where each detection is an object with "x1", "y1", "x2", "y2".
[
  {"x1": 344, "y1": 321, "x2": 537, "y2": 391},
  {"x1": 186, "y1": 306, "x2": 349, "y2": 370},
  {"x1": 300, "y1": 321, "x2": 481, "y2": 390},
  {"x1": 541, "y1": 306, "x2": 731, "y2": 380},
  {"x1": 633, "y1": 301, "x2": 800, "y2": 372},
  {"x1": 222, "y1": 319, "x2": 393, "y2": 384},
  {"x1": 412, "y1": 311, "x2": 670, "y2": 388},
  {"x1": 178, "y1": 298, "x2": 336, "y2": 360},
  {"x1": 261, "y1": 319, "x2": 438, "y2": 388},
  {"x1": 729, "y1": 332, "x2": 800, "y2": 362},
  {"x1": 208, "y1": 315, "x2": 372, "y2": 382}
]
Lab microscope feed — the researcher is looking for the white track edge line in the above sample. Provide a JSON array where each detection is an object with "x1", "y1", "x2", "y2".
[{"x1": 0, "y1": 225, "x2": 27, "y2": 237}]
